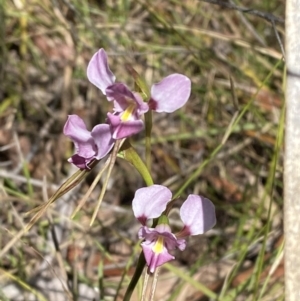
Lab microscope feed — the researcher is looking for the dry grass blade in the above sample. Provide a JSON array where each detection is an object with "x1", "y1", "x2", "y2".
[
  {"x1": 0, "y1": 227, "x2": 28, "y2": 260},
  {"x1": 141, "y1": 271, "x2": 150, "y2": 301},
  {"x1": 150, "y1": 267, "x2": 160, "y2": 301},
  {"x1": 71, "y1": 157, "x2": 111, "y2": 218},
  {"x1": 90, "y1": 139, "x2": 124, "y2": 226},
  {"x1": 0, "y1": 161, "x2": 97, "y2": 259},
  {"x1": 26, "y1": 169, "x2": 87, "y2": 216}
]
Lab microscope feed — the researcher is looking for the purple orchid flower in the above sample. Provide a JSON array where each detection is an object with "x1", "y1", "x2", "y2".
[
  {"x1": 63, "y1": 115, "x2": 115, "y2": 169},
  {"x1": 132, "y1": 185, "x2": 216, "y2": 273},
  {"x1": 87, "y1": 49, "x2": 191, "y2": 139}
]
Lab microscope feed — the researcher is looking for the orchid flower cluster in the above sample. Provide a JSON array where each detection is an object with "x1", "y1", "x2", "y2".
[
  {"x1": 132, "y1": 185, "x2": 216, "y2": 273},
  {"x1": 63, "y1": 48, "x2": 191, "y2": 169},
  {"x1": 63, "y1": 48, "x2": 216, "y2": 274}
]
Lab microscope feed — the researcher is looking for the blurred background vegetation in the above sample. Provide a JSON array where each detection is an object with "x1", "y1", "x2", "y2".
[{"x1": 0, "y1": 0, "x2": 285, "y2": 300}]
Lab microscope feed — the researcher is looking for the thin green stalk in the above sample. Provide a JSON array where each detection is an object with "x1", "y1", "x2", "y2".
[
  {"x1": 114, "y1": 242, "x2": 141, "y2": 301},
  {"x1": 145, "y1": 110, "x2": 153, "y2": 172},
  {"x1": 98, "y1": 260, "x2": 104, "y2": 301},
  {"x1": 123, "y1": 252, "x2": 146, "y2": 301},
  {"x1": 119, "y1": 140, "x2": 154, "y2": 186},
  {"x1": 252, "y1": 95, "x2": 285, "y2": 300},
  {"x1": 258, "y1": 240, "x2": 284, "y2": 300},
  {"x1": 22, "y1": 161, "x2": 33, "y2": 197}
]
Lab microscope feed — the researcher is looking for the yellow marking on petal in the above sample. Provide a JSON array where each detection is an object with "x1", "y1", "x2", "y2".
[
  {"x1": 121, "y1": 103, "x2": 136, "y2": 121},
  {"x1": 152, "y1": 236, "x2": 164, "y2": 254}
]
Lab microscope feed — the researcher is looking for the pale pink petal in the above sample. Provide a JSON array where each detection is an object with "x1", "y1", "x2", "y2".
[
  {"x1": 63, "y1": 115, "x2": 96, "y2": 159},
  {"x1": 179, "y1": 195, "x2": 216, "y2": 236},
  {"x1": 113, "y1": 120, "x2": 144, "y2": 139},
  {"x1": 139, "y1": 224, "x2": 175, "y2": 244},
  {"x1": 141, "y1": 241, "x2": 174, "y2": 273},
  {"x1": 106, "y1": 83, "x2": 149, "y2": 115},
  {"x1": 107, "y1": 113, "x2": 122, "y2": 127},
  {"x1": 107, "y1": 113, "x2": 144, "y2": 139},
  {"x1": 149, "y1": 74, "x2": 191, "y2": 113},
  {"x1": 87, "y1": 49, "x2": 116, "y2": 95},
  {"x1": 132, "y1": 92, "x2": 149, "y2": 115},
  {"x1": 154, "y1": 224, "x2": 185, "y2": 251},
  {"x1": 106, "y1": 83, "x2": 137, "y2": 111},
  {"x1": 91, "y1": 124, "x2": 115, "y2": 159},
  {"x1": 139, "y1": 224, "x2": 185, "y2": 273},
  {"x1": 176, "y1": 238, "x2": 187, "y2": 251},
  {"x1": 132, "y1": 185, "x2": 172, "y2": 225}
]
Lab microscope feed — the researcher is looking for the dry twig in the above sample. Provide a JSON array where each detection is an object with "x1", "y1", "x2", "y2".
[{"x1": 199, "y1": 0, "x2": 284, "y2": 24}]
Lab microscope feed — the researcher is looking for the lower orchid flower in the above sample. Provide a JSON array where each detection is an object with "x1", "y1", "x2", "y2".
[
  {"x1": 132, "y1": 185, "x2": 216, "y2": 273},
  {"x1": 87, "y1": 49, "x2": 191, "y2": 139},
  {"x1": 63, "y1": 115, "x2": 115, "y2": 169}
]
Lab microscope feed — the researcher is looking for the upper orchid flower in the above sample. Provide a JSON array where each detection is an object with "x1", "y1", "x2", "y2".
[
  {"x1": 132, "y1": 185, "x2": 216, "y2": 273},
  {"x1": 63, "y1": 115, "x2": 115, "y2": 169},
  {"x1": 87, "y1": 49, "x2": 191, "y2": 139}
]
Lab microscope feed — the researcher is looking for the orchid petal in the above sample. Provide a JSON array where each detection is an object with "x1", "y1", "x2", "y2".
[
  {"x1": 138, "y1": 224, "x2": 175, "y2": 244},
  {"x1": 139, "y1": 224, "x2": 184, "y2": 273},
  {"x1": 107, "y1": 113, "x2": 144, "y2": 139},
  {"x1": 149, "y1": 74, "x2": 191, "y2": 113},
  {"x1": 132, "y1": 185, "x2": 172, "y2": 225},
  {"x1": 68, "y1": 154, "x2": 88, "y2": 170},
  {"x1": 154, "y1": 224, "x2": 184, "y2": 251},
  {"x1": 91, "y1": 124, "x2": 115, "y2": 159},
  {"x1": 141, "y1": 241, "x2": 174, "y2": 273},
  {"x1": 106, "y1": 83, "x2": 137, "y2": 111},
  {"x1": 180, "y1": 195, "x2": 216, "y2": 236},
  {"x1": 63, "y1": 115, "x2": 96, "y2": 159},
  {"x1": 87, "y1": 49, "x2": 116, "y2": 96},
  {"x1": 106, "y1": 83, "x2": 149, "y2": 115},
  {"x1": 107, "y1": 113, "x2": 122, "y2": 127},
  {"x1": 176, "y1": 238, "x2": 187, "y2": 251},
  {"x1": 132, "y1": 92, "x2": 149, "y2": 115}
]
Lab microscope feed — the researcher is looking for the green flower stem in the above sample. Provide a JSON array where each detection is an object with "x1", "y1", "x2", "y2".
[
  {"x1": 118, "y1": 140, "x2": 153, "y2": 186},
  {"x1": 145, "y1": 110, "x2": 153, "y2": 172},
  {"x1": 119, "y1": 140, "x2": 154, "y2": 300},
  {"x1": 123, "y1": 252, "x2": 146, "y2": 301}
]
